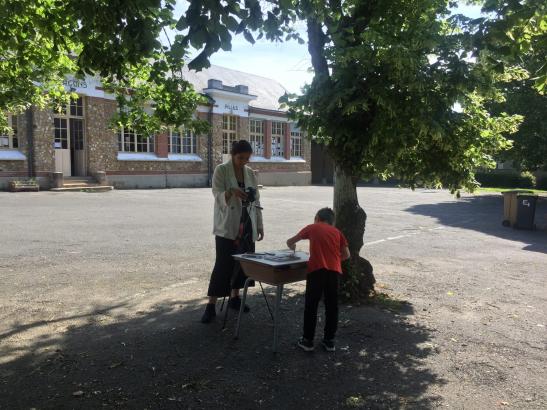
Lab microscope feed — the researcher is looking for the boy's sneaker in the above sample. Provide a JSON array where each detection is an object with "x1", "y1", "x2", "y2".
[
  {"x1": 321, "y1": 339, "x2": 336, "y2": 352},
  {"x1": 297, "y1": 337, "x2": 315, "y2": 352}
]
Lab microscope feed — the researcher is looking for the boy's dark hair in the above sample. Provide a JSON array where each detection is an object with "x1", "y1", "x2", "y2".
[
  {"x1": 316, "y1": 207, "x2": 335, "y2": 225},
  {"x1": 231, "y1": 139, "x2": 253, "y2": 156}
]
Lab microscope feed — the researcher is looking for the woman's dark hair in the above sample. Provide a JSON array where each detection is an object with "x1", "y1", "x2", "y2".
[
  {"x1": 231, "y1": 139, "x2": 253, "y2": 156},
  {"x1": 316, "y1": 207, "x2": 335, "y2": 225}
]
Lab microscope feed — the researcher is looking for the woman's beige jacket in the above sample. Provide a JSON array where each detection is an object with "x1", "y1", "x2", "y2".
[{"x1": 212, "y1": 159, "x2": 263, "y2": 241}]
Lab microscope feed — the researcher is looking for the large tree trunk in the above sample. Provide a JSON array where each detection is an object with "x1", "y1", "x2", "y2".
[{"x1": 334, "y1": 167, "x2": 375, "y2": 301}]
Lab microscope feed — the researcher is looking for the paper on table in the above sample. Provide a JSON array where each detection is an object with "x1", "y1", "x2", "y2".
[{"x1": 236, "y1": 250, "x2": 309, "y2": 267}]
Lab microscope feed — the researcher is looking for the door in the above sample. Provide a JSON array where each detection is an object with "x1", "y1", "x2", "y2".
[
  {"x1": 54, "y1": 118, "x2": 71, "y2": 176},
  {"x1": 311, "y1": 142, "x2": 334, "y2": 184},
  {"x1": 53, "y1": 96, "x2": 86, "y2": 177},
  {"x1": 70, "y1": 118, "x2": 85, "y2": 176}
]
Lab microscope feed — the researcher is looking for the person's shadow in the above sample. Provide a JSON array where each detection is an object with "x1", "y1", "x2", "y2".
[
  {"x1": 405, "y1": 194, "x2": 547, "y2": 254},
  {"x1": 0, "y1": 289, "x2": 444, "y2": 409}
]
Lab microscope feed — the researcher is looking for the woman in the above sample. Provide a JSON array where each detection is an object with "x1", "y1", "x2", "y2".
[{"x1": 201, "y1": 140, "x2": 264, "y2": 323}]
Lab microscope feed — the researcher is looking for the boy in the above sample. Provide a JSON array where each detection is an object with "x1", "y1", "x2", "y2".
[{"x1": 286, "y1": 208, "x2": 350, "y2": 352}]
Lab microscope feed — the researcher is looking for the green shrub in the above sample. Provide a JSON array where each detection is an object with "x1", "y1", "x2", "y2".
[
  {"x1": 475, "y1": 171, "x2": 536, "y2": 189},
  {"x1": 536, "y1": 177, "x2": 547, "y2": 190}
]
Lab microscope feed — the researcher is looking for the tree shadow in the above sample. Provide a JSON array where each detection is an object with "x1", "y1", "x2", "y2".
[
  {"x1": 405, "y1": 194, "x2": 547, "y2": 254},
  {"x1": 0, "y1": 288, "x2": 444, "y2": 409}
]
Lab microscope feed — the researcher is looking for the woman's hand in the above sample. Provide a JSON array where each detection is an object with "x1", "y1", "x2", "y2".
[
  {"x1": 225, "y1": 187, "x2": 248, "y2": 202},
  {"x1": 231, "y1": 187, "x2": 248, "y2": 201},
  {"x1": 257, "y1": 228, "x2": 264, "y2": 241}
]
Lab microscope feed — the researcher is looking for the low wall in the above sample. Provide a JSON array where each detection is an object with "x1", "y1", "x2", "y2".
[
  {"x1": 0, "y1": 176, "x2": 51, "y2": 191},
  {"x1": 257, "y1": 171, "x2": 312, "y2": 186},
  {"x1": 107, "y1": 173, "x2": 208, "y2": 189}
]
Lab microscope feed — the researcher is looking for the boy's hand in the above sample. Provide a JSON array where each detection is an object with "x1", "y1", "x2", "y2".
[{"x1": 287, "y1": 240, "x2": 296, "y2": 251}]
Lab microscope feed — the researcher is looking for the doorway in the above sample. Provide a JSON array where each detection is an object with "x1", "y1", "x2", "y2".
[
  {"x1": 311, "y1": 142, "x2": 334, "y2": 184},
  {"x1": 54, "y1": 96, "x2": 86, "y2": 176}
]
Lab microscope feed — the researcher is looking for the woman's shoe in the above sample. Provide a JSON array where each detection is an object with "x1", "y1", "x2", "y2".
[
  {"x1": 201, "y1": 303, "x2": 216, "y2": 323},
  {"x1": 228, "y1": 296, "x2": 250, "y2": 313}
]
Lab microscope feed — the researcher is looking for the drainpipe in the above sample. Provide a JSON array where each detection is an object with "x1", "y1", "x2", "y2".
[
  {"x1": 26, "y1": 107, "x2": 35, "y2": 178},
  {"x1": 207, "y1": 102, "x2": 214, "y2": 187}
]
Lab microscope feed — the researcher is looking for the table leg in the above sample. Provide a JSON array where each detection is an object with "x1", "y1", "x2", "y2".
[
  {"x1": 222, "y1": 296, "x2": 231, "y2": 329},
  {"x1": 273, "y1": 284, "x2": 284, "y2": 353},
  {"x1": 234, "y1": 277, "x2": 251, "y2": 339}
]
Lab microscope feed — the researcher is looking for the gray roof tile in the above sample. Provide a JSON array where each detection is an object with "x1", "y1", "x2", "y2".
[{"x1": 182, "y1": 65, "x2": 288, "y2": 112}]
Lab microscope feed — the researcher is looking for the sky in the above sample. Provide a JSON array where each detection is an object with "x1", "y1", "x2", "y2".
[{"x1": 170, "y1": 2, "x2": 483, "y2": 94}]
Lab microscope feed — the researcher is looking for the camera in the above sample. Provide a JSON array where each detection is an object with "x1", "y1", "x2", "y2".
[{"x1": 245, "y1": 187, "x2": 257, "y2": 203}]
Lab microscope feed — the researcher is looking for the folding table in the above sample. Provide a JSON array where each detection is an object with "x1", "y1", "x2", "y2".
[{"x1": 232, "y1": 251, "x2": 309, "y2": 353}]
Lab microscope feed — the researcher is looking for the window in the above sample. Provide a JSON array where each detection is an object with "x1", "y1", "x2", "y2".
[
  {"x1": 70, "y1": 97, "x2": 84, "y2": 117},
  {"x1": 249, "y1": 119, "x2": 264, "y2": 156},
  {"x1": 117, "y1": 127, "x2": 155, "y2": 153},
  {"x1": 222, "y1": 115, "x2": 237, "y2": 154},
  {"x1": 0, "y1": 115, "x2": 18, "y2": 149},
  {"x1": 271, "y1": 121, "x2": 285, "y2": 157},
  {"x1": 291, "y1": 128, "x2": 304, "y2": 157},
  {"x1": 54, "y1": 118, "x2": 68, "y2": 149},
  {"x1": 169, "y1": 128, "x2": 197, "y2": 154},
  {"x1": 53, "y1": 96, "x2": 84, "y2": 150}
]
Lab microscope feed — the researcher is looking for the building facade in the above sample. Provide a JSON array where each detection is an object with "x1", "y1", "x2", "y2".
[{"x1": 0, "y1": 65, "x2": 311, "y2": 190}]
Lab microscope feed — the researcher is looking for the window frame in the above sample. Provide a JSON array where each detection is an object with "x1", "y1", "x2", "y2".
[
  {"x1": 222, "y1": 114, "x2": 237, "y2": 154},
  {"x1": 53, "y1": 96, "x2": 85, "y2": 151},
  {"x1": 117, "y1": 126, "x2": 155, "y2": 153},
  {"x1": 249, "y1": 118, "x2": 265, "y2": 156},
  {"x1": 290, "y1": 129, "x2": 304, "y2": 158},
  {"x1": 169, "y1": 127, "x2": 197, "y2": 154},
  {"x1": 271, "y1": 121, "x2": 285, "y2": 157},
  {"x1": 0, "y1": 115, "x2": 19, "y2": 150}
]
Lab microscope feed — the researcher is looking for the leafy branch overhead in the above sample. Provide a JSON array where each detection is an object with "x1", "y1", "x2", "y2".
[{"x1": 0, "y1": 0, "x2": 544, "y2": 171}]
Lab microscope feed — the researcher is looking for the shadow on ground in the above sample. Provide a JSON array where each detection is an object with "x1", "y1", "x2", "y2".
[
  {"x1": 405, "y1": 195, "x2": 547, "y2": 254},
  {"x1": 0, "y1": 290, "x2": 444, "y2": 409}
]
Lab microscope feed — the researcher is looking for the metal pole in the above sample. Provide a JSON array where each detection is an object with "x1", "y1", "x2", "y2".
[
  {"x1": 207, "y1": 102, "x2": 214, "y2": 187},
  {"x1": 26, "y1": 107, "x2": 34, "y2": 178},
  {"x1": 273, "y1": 284, "x2": 283, "y2": 353},
  {"x1": 234, "y1": 278, "x2": 251, "y2": 339}
]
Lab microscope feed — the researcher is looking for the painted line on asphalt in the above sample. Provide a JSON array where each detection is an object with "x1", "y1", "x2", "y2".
[
  {"x1": 364, "y1": 226, "x2": 445, "y2": 247},
  {"x1": 363, "y1": 218, "x2": 479, "y2": 247}
]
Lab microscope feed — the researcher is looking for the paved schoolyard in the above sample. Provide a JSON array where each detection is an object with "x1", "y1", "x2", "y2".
[{"x1": 0, "y1": 187, "x2": 546, "y2": 409}]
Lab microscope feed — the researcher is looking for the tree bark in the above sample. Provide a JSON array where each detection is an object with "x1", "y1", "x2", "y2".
[{"x1": 334, "y1": 166, "x2": 375, "y2": 300}]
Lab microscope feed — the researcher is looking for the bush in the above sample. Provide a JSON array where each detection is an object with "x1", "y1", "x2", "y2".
[
  {"x1": 475, "y1": 171, "x2": 536, "y2": 189},
  {"x1": 536, "y1": 177, "x2": 547, "y2": 190}
]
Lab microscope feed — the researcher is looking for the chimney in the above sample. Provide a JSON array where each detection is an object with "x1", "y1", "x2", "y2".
[
  {"x1": 235, "y1": 84, "x2": 249, "y2": 94},
  {"x1": 208, "y1": 79, "x2": 223, "y2": 89}
]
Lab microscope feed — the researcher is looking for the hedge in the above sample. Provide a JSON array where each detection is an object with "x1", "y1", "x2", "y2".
[{"x1": 475, "y1": 171, "x2": 536, "y2": 189}]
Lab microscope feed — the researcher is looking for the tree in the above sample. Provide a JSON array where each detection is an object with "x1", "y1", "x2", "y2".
[
  {"x1": 490, "y1": 53, "x2": 547, "y2": 171},
  {"x1": 0, "y1": 0, "x2": 206, "y2": 134},
  {"x1": 169, "y1": 0, "x2": 526, "y2": 300},
  {"x1": 476, "y1": 0, "x2": 547, "y2": 93}
]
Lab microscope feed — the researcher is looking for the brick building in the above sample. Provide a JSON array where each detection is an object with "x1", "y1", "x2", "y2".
[{"x1": 0, "y1": 65, "x2": 311, "y2": 190}]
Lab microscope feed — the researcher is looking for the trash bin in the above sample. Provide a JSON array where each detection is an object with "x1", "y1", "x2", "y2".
[
  {"x1": 502, "y1": 190, "x2": 533, "y2": 227},
  {"x1": 514, "y1": 194, "x2": 538, "y2": 230}
]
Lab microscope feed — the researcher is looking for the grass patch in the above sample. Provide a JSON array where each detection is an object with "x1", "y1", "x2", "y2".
[{"x1": 477, "y1": 187, "x2": 547, "y2": 195}]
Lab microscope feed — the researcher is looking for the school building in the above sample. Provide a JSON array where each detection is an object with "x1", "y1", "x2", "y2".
[{"x1": 0, "y1": 65, "x2": 312, "y2": 190}]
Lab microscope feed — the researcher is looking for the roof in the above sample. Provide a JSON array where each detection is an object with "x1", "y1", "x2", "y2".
[{"x1": 182, "y1": 65, "x2": 288, "y2": 112}]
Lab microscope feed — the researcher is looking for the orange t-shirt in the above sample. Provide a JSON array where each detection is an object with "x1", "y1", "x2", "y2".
[{"x1": 298, "y1": 222, "x2": 348, "y2": 274}]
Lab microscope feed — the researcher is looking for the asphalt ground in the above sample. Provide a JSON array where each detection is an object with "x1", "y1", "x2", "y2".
[{"x1": 0, "y1": 187, "x2": 546, "y2": 409}]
